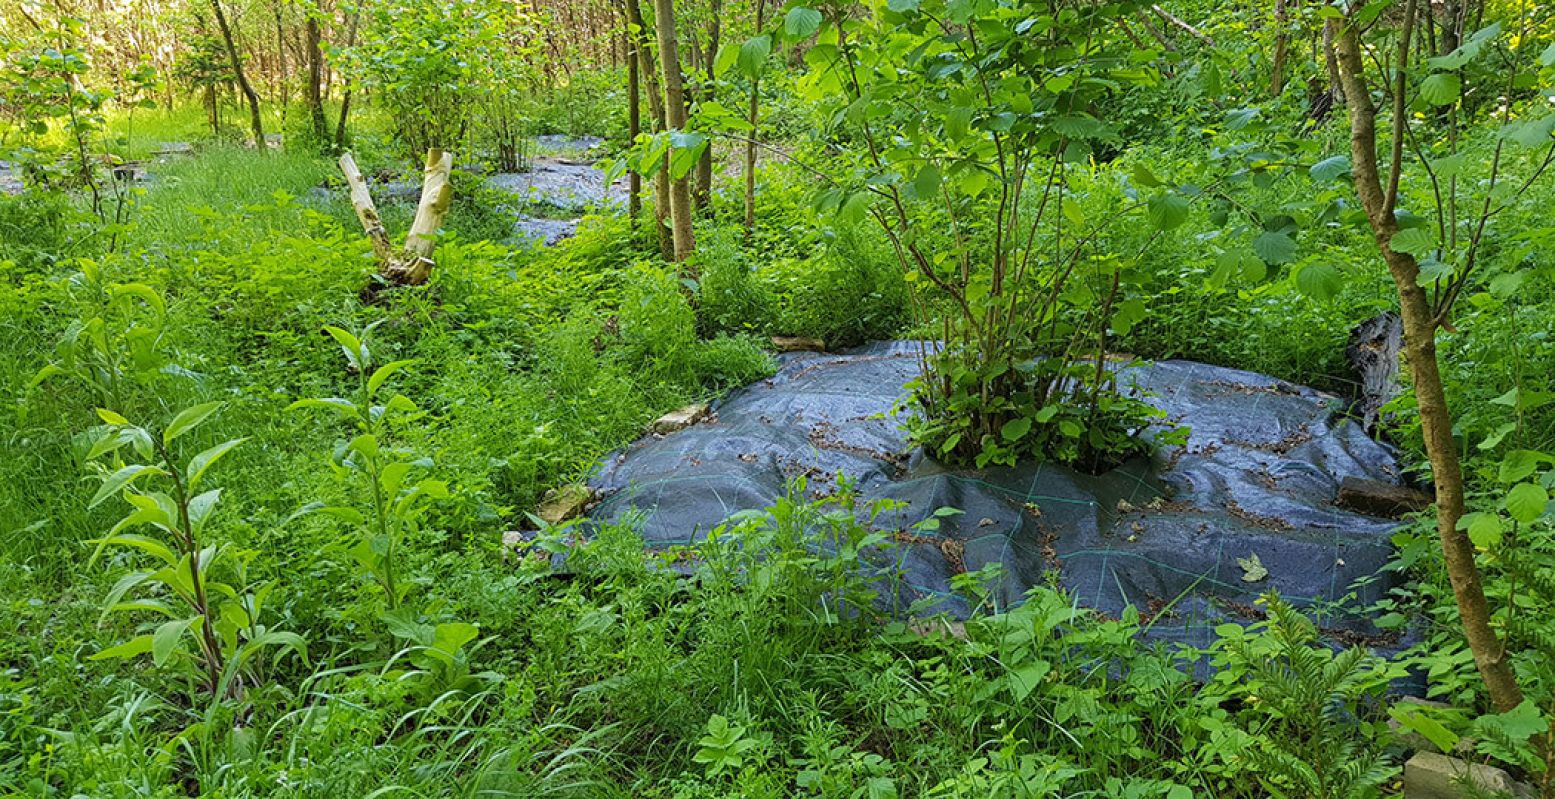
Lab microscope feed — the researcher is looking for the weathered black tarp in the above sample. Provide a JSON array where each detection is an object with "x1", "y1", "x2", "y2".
[{"x1": 587, "y1": 341, "x2": 1409, "y2": 647}]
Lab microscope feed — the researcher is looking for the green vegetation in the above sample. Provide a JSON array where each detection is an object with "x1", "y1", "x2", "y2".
[{"x1": 3, "y1": 0, "x2": 1555, "y2": 795}]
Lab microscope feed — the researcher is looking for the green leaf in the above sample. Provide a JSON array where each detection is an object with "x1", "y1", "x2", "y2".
[
  {"x1": 1253, "y1": 231, "x2": 1297, "y2": 264},
  {"x1": 1001, "y1": 417, "x2": 1032, "y2": 442},
  {"x1": 1499, "y1": 449, "x2": 1547, "y2": 483},
  {"x1": 1505, "y1": 482, "x2": 1548, "y2": 523},
  {"x1": 1295, "y1": 264, "x2": 1342, "y2": 301},
  {"x1": 89, "y1": 634, "x2": 154, "y2": 661},
  {"x1": 1390, "y1": 227, "x2": 1436, "y2": 257},
  {"x1": 1146, "y1": 193, "x2": 1189, "y2": 231},
  {"x1": 1476, "y1": 700, "x2": 1548, "y2": 743},
  {"x1": 1309, "y1": 155, "x2": 1350, "y2": 183},
  {"x1": 785, "y1": 6, "x2": 822, "y2": 37},
  {"x1": 89, "y1": 464, "x2": 165, "y2": 509},
  {"x1": 1111, "y1": 299, "x2": 1147, "y2": 335},
  {"x1": 367, "y1": 360, "x2": 416, "y2": 396},
  {"x1": 1132, "y1": 164, "x2": 1163, "y2": 187},
  {"x1": 736, "y1": 35, "x2": 771, "y2": 79},
  {"x1": 1418, "y1": 73, "x2": 1460, "y2": 106},
  {"x1": 909, "y1": 165, "x2": 941, "y2": 199},
  {"x1": 430, "y1": 621, "x2": 480, "y2": 657},
  {"x1": 886, "y1": 0, "x2": 919, "y2": 11},
  {"x1": 1459, "y1": 511, "x2": 1504, "y2": 549},
  {"x1": 1007, "y1": 660, "x2": 1051, "y2": 701},
  {"x1": 152, "y1": 617, "x2": 197, "y2": 666},
  {"x1": 185, "y1": 438, "x2": 246, "y2": 492},
  {"x1": 712, "y1": 42, "x2": 739, "y2": 78},
  {"x1": 1500, "y1": 114, "x2": 1555, "y2": 148},
  {"x1": 323, "y1": 326, "x2": 367, "y2": 371},
  {"x1": 1389, "y1": 704, "x2": 1462, "y2": 754},
  {"x1": 163, "y1": 401, "x2": 223, "y2": 446}
]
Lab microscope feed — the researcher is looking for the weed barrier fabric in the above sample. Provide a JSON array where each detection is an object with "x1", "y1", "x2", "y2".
[{"x1": 587, "y1": 341, "x2": 1409, "y2": 648}]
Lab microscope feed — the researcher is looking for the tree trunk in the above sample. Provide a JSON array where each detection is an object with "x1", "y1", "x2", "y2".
[
  {"x1": 627, "y1": 0, "x2": 675, "y2": 259},
  {"x1": 306, "y1": 15, "x2": 328, "y2": 147},
  {"x1": 1269, "y1": 0, "x2": 1289, "y2": 96},
  {"x1": 339, "y1": 149, "x2": 452, "y2": 286},
  {"x1": 1322, "y1": 17, "x2": 1344, "y2": 102},
  {"x1": 210, "y1": 0, "x2": 265, "y2": 146},
  {"x1": 335, "y1": 8, "x2": 360, "y2": 151},
  {"x1": 693, "y1": 0, "x2": 721, "y2": 211},
  {"x1": 743, "y1": 0, "x2": 764, "y2": 238},
  {"x1": 1334, "y1": 6, "x2": 1524, "y2": 715},
  {"x1": 626, "y1": 15, "x2": 642, "y2": 225},
  {"x1": 652, "y1": 0, "x2": 696, "y2": 261}
]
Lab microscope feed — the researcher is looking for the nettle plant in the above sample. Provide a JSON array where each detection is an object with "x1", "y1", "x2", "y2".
[
  {"x1": 290, "y1": 325, "x2": 449, "y2": 611},
  {"x1": 788, "y1": 0, "x2": 1181, "y2": 470},
  {"x1": 82, "y1": 402, "x2": 306, "y2": 696}
]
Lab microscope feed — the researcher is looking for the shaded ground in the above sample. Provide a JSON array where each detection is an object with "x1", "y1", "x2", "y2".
[{"x1": 587, "y1": 341, "x2": 1411, "y2": 648}]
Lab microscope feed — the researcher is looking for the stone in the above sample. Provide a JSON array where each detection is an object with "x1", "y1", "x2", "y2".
[
  {"x1": 770, "y1": 335, "x2": 825, "y2": 353},
  {"x1": 536, "y1": 484, "x2": 592, "y2": 526},
  {"x1": 1403, "y1": 751, "x2": 1534, "y2": 799},
  {"x1": 1338, "y1": 476, "x2": 1432, "y2": 518},
  {"x1": 650, "y1": 403, "x2": 710, "y2": 435}
]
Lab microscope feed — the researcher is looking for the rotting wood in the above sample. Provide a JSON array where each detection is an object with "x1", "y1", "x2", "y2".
[
  {"x1": 338, "y1": 148, "x2": 453, "y2": 286},
  {"x1": 1337, "y1": 476, "x2": 1431, "y2": 519}
]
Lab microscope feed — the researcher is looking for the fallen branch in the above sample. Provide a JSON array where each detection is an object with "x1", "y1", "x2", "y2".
[
  {"x1": 338, "y1": 148, "x2": 453, "y2": 286},
  {"x1": 1151, "y1": 4, "x2": 1213, "y2": 46}
]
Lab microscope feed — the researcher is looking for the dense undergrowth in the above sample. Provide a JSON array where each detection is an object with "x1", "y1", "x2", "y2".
[{"x1": 5, "y1": 0, "x2": 1555, "y2": 793}]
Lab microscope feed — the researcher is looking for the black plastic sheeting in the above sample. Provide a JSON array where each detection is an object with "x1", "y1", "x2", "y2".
[{"x1": 587, "y1": 341, "x2": 1410, "y2": 648}]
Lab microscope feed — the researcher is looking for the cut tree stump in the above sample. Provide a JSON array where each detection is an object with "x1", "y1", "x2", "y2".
[
  {"x1": 1347, "y1": 311, "x2": 1402, "y2": 434},
  {"x1": 1337, "y1": 476, "x2": 1432, "y2": 518},
  {"x1": 339, "y1": 148, "x2": 453, "y2": 286}
]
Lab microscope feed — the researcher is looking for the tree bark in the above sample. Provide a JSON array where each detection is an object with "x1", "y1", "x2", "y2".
[
  {"x1": 652, "y1": 0, "x2": 696, "y2": 261},
  {"x1": 1334, "y1": 6, "x2": 1524, "y2": 715},
  {"x1": 339, "y1": 151, "x2": 396, "y2": 267},
  {"x1": 693, "y1": 0, "x2": 721, "y2": 211},
  {"x1": 210, "y1": 0, "x2": 265, "y2": 146},
  {"x1": 626, "y1": 0, "x2": 675, "y2": 259},
  {"x1": 625, "y1": 12, "x2": 642, "y2": 225},
  {"x1": 335, "y1": 8, "x2": 360, "y2": 151},
  {"x1": 339, "y1": 149, "x2": 452, "y2": 286},
  {"x1": 305, "y1": 14, "x2": 328, "y2": 147},
  {"x1": 1269, "y1": 0, "x2": 1289, "y2": 96},
  {"x1": 743, "y1": 0, "x2": 764, "y2": 238}
]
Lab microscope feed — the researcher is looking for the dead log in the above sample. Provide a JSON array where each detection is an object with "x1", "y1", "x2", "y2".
[
  {"x1": 338, "y1": 148, "x2": 453, "y2": 286},
  {"x1": 1347, "y1": 312, "x2": 1403, "y2": 434},
  {"x1": 1338, "y1": 476, "x2": 1432, "y2": 519}
]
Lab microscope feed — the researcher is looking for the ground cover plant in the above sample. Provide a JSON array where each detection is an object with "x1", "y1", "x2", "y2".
[{"x1": 3, "y1": 0, "x2": 1555, "y2": 795}]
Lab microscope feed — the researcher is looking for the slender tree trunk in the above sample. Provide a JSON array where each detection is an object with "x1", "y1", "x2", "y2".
[
  {"x1": 693, "y1": 0, "x2": 721, "y2": 211},
  {"x1": 1322, "y1": 17, "x2": 1344, "y2": 102},
  {"x1": 625, "y1": 16, "x2": 642, "y2": 225},
  {"x1": 335, "y1": 9, "x2": 360, "y2": 151},
  {"x1": 652, "y1": 0, "x2": 695, "y2": 261},
  {"x1": 743, "y1": 0, "x2": 764, "y2": 238},
  {"x1": 1269, "y1": 0, "x2": 1290, "y2": 95},
  {"x1": 1334, "y1": 4, "x2": 1524, "y2": 715},
  {"x1": 210, "y1": 0, "x2": 265, "y2": 146},
  {"x1": 306, "y1": 15, "x2": 328, "y2": 146},
  {"x1": 627, "y1": 0, "x2": 675, "y2": 259}
]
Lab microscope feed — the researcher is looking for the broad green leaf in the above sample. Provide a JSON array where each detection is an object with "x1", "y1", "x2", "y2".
[
  {"x1": 1146, "y1": 193, "x2": 1189, "y2": 231},
  {"x1": 1475, "y1": 700, "x2": 1548, "y2": 743},
  {"x1": 97, "y1": 408, "x2": 131, "y2": 426},
  {"x1": 1253, "y1": 231, "x2": 1297, "y2": 264},
  {"x1": 1459, "y1": 512, "x2": 1504, "y2": 549},
  {"x1": 1309, "y1": 155, "x2": 1350, "y2": 183},
  {"x1": 1388, "y1": 704, "x2": 1461, "y2": 754},
  {"x1": 736, "y1": 35, "x2": 771, "y2": 79},
  {"x1": 1132, "y1": 164, "x2": 1163, "y2": 187},
  {"x1": 1001, "y1": 417, "x2": 1032, "y2": 442},
  {"x1": 1390, "y1": 227, "x2": 1436, "y2": 257},
  {"x1": 1295, "y1": 264, "x2": 1342, "y2": 301},
  {"x1": 152, "y1": 617, "x2": 197, "y2": 666},
  {"x1": 1111, "y1": 299, "x2": 1147, "y2": 335},
  {"x1": 1505, "y1": 482, "x2": 1548, "y2": 523},
  {"x1": 1499, "y1": 449, "x2": 1547, "y2": 483},
  {"x1": 785, "y1": 6, "x2": 822, "y2": 37},
  {"x1": 909, "y1": 165, "x2": 941, "y2": 199},
  {"x1": 1007, "y1": 660, "x2": 1051, "y2": 701},
  {"x1": 1418, "y1": 73, "x2": 1460, "y2": 106},
  {"x1": 430, "y1": 621, "x2": 480, "y2": 656},
  {"x1": 1500, "y1": 114, "x2": 1555, "y2": 148},
  {"x1": 712, "y1": 42, "x2": 739, "y2": 78},
  {"x1": 187, "y1": 489, "x2": 222, "y2": 535},
  {"x1": 93, "y1": 534, "x2": 178, "y2": 566}
]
